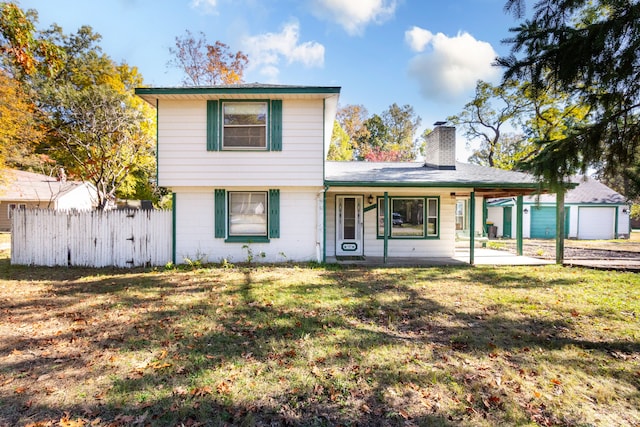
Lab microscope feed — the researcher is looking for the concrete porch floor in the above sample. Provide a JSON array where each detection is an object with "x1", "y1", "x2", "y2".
[{"x1": 327, "y1": 248, "x2": 553, "y2": 267}]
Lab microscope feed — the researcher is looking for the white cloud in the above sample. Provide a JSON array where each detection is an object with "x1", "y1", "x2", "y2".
[
  {"x1": 311, "y1": 0, "x2": 397, "y2": 35},
  {"x1": 405, "y1": 26, "x2": 434, "y2": 52},
  {"x1": 242, "y1": 21, "x2": 325, "y2": 81},
  {"x1": 190, "y1": 0, "x2": 218, "y2": 14},
  {"x1": 405, "y1": 27, "x2": 500, "y2": 101}
]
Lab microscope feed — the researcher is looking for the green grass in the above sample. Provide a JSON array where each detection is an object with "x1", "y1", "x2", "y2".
[{"x1": 0, "y1": 252, "x2": 638, "y2": 426}]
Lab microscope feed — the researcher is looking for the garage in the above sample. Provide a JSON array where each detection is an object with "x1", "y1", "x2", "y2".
[
  {"x1": 578, "y1": 207, "x2": 616, "y2": 239},
  {"x1": 530, "y1": 206, "x2": 569, "y2": 239}
]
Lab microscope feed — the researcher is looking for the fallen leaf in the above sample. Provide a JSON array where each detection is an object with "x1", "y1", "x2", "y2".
[
  {"x1": 217, "y1": 381, "x2": 231, "y2": 395},
  {"x1": 59, "y1": 413, "x2": 85, "y2": 427},
  {"x1": 173, "y1": 386, "x2": 189, "y2": 396},
  {"x1": 190, "y1": 386, "x2": 213, "y2": 397}
]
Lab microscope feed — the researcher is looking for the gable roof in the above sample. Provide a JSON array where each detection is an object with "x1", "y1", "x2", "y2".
[
  {"x1": 0, "y1": 169, "x2": 90, "y2": 202},
  {"x1": 525, "y1": 176, "x2": 626, "y2": 204},
  {"x1": 325, "y1": 161, "x2": 545, "y2": 196}
]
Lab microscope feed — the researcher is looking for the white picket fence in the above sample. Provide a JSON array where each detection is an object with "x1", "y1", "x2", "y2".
[{"x1": 11, "y1": 209, "x2": 172, "y2": 267}]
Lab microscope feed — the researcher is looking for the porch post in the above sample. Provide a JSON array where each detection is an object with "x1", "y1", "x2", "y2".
[
  {"x1": 516, "y1": 195, "x2": 523, "y2": 256},
  {"x1": 383, "y1": 191, "x2": 389, "y2": 264},
  {"x1": 482, "y1": 198, "x2": 487, "y2": 235},
  {"x1": 470, "y1": 191, "x2": 475, "y2": 265},
  {"x1": 556, "y1": 187, "x2": 565, "y2": 264}
]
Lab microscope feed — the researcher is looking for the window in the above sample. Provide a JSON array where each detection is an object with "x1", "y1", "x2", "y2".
[
  {"x1": 207, "y1": 100, "x2": 282, "y2": 151},
  {"x1": 455, "y1": 200, "x2": 466, "y2": 231},
  {"x1": 7, "y1": 203, "x2": 25, "y2": 218},
  {"x1": 229, "y1": 191, "x2": 267, "y2": 236},
  {"x1": 377, "y1": 196, "x2": 439, "y2": 238},
  {"x1": 214, "y1": 189, "x2": 280, "y2": 242},
  {"x1": 223, "y1": 102, "x2": 267, "y2": 149}
]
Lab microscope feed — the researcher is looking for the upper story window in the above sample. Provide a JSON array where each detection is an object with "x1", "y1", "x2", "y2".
[
  {"x1": 207, "y1": 99, "x2": 282, "y2": 152},
  {"x1": 223, "y1": 102, "x2": 267, "y2": 149}
]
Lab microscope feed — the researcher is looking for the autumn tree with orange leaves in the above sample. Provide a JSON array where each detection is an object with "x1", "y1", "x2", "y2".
[{"x1": 168, "y1": 30, "x2": 248, "y2": 86}]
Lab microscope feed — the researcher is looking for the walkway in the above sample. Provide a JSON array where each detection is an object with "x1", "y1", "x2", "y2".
[{"x1": 327, "y1": 249, "x2": 552, "y2": 267}]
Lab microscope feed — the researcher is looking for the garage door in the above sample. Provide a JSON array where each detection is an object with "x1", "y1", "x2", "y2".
[
  {"x1": 530, "y1": 206, "x2": 569, "y2": 239},
  {"x1": 578, "y1": 207, "x2": 615, "y2": 239}
]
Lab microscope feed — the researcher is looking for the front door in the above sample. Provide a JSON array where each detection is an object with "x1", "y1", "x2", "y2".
[
  {"x1": 336, "y1": 195, "x2": 363, "y2": 256},
  {"x1": 503, "y1": 207, "x2": 512, "y2": 238}
]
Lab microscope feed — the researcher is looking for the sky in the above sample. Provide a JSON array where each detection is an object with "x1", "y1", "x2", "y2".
[{"x1": 19, "y1": 0, "x2": 524, "y2": 160}]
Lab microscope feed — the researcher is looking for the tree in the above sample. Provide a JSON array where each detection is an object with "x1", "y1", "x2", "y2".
[
  {"x1": 499, "y1": 0, "x2": 640, "y2": 193},
  {"x1": 0, "y1": 2, "x2": 63, "y2": 78},
  {"x1": 327, "y1": 120, "x2": 354, "y2": 161},
  {"x1": 356, "y1": 114, "x2": 388, "y2": 159},
  {"x1": 0, "y1": 69, "x2": 44, "y2": 177},
  {"x1": 447, "y1": 80, "x2": 529, "y2": 167},
  {"x1": 0, "y1": 3, "x2": 158, "y2": 205},
  {"x1": 362, "y1": 148, "x2": 405, "y2": 162},
  {"x1": 381, "y1": 103, "x2": 422, "y2": 161},
  {"x1": 468, "y1": 132, "x2": 535, "y2": 170},
  {"x1": 336, "y1": 104, "x2": 369, "y2": 158},
  {"x1": 168, "y1": 30, "x2": 248, "y2": 86},
  {"x1": 45, "y1": 83, "x2": 154, "y2": 209}
]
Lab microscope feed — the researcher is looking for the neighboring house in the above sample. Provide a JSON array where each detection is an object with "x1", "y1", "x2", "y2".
[
  {"x1": 487, "y1": 176, "x2": 630, "y2": 240},
  {"x1": 0, "y1": 169, "x2": 98, "y2": 231},
  {"x1": 135, "y1": 84, "x2": 543, "y2": 264}
]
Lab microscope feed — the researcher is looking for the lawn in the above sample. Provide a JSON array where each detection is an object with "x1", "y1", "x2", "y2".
[{"x1": 0, "y1": 250, "x2": 638, "y2": 426}]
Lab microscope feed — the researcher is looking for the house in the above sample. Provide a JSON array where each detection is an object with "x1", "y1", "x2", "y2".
[
  {"x1": 135, "y1": 84, "x2": 545, "y2": 264},
  {"x1": 0, "y1": 169, "x2": 98, "y2": 231},
  {"x1": 486, "y1": 176, "x2": 630, "y2": 240}
]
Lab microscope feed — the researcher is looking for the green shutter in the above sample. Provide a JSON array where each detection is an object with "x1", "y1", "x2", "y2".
[
  {"x1": 207, "y1": 100, "x2": 219, "y2": 151},
  {"x1": 270, "y1": 100, "x2": 282, "y2": 151},
  {"x1": 269, "y1": 189, "x2": 280, "y2": 238},
  {"x1": 214, "y1": 189, "x2": 226, "y2": 238}
]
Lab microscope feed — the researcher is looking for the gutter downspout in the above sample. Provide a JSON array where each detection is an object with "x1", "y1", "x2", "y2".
[
  {"x1": 317, "y1": 185, "x2": 328, "y2": 263},
  {"x1": 171, "y1": 192, "x2": 176, "y2": 265}
]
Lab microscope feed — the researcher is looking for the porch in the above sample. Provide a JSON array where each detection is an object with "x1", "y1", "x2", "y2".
[{"x1": 326, "y1": 248, "x2": 552, "y2": 267}]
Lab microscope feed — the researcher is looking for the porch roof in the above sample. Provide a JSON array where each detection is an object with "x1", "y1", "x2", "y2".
[{"x1": 325, "y1": 161, "x2": 545, "y2": 197}]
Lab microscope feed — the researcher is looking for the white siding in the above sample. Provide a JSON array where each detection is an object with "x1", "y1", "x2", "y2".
[
  {"x1": 174, "y1": 187, "x2": 322, "y2": 264},
  {"x1": 618, "y1": 206, "x2": 630, "y2": 236},
  {"x1": 486, "y1": 207, "x2": 504, "y2": 236},
  {"x1": 56, "y1": 184, "x2": 96, "y2": 211},
  {"x1": 568, "y1": 205, "x2": 579, "y2": 238},
  {"x1": 326, "y1": 189, "x2": 456, "y2": 258},
  {"x1": 157, "y1": 99, "x2": 325, "y2": 187}
]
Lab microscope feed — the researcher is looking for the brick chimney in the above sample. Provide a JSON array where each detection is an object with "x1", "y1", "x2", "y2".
[{"x1": 424, "y1": 124, "x2": 456, "y2": 170}]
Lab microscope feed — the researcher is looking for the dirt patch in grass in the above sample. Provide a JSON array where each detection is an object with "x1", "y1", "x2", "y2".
[{"x1": 0, "y1": 253, "x2": 639, "y2": 426}]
